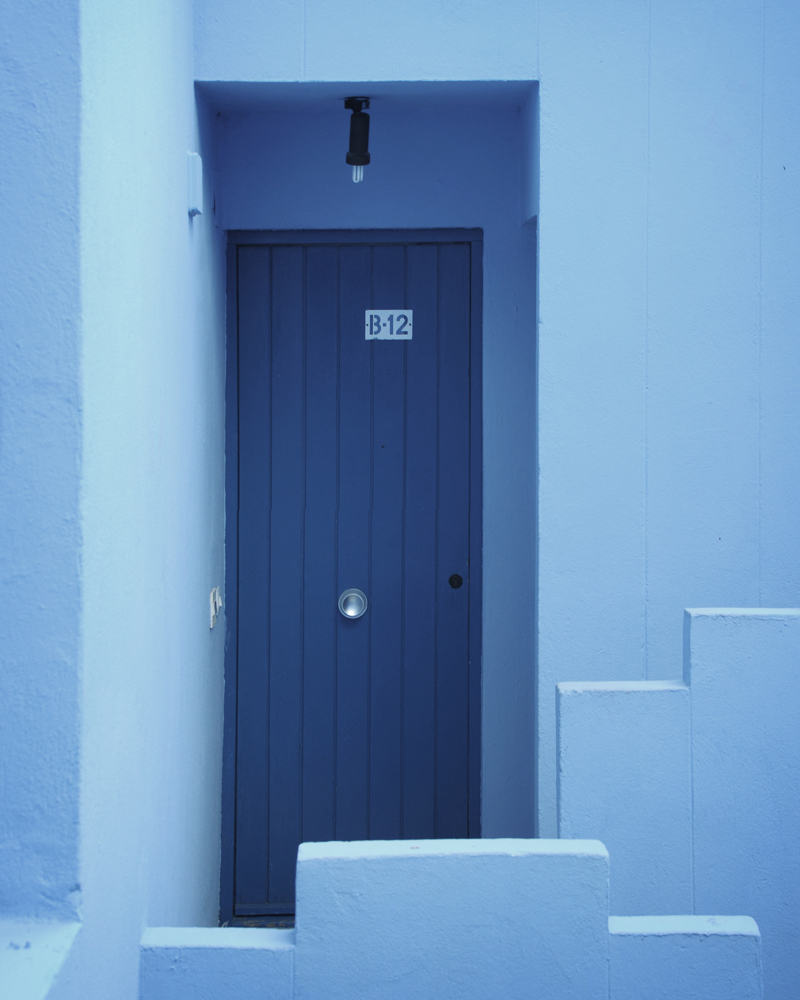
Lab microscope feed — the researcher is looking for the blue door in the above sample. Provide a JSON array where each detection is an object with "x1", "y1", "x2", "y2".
[{"x1": 224, "y1": 230, "x2": 482, "y2": 921}]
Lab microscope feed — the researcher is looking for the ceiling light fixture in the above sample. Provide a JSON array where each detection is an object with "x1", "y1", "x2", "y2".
[{"x1": 344, "y1": 97, "x2": 370, "y2": 183}]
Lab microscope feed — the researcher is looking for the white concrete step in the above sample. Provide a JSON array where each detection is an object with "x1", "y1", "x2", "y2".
[
  {"x1": 139, "y1": 927, "x2": 293, "y2": 1000},
  {"x1": 610, "y1": 916, "x2": 761, "y2": 1000}
]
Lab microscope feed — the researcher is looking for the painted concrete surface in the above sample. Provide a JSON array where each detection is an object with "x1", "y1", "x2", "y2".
[
  {"x1": 210, "y1": 90, "x2": 538, "y2": 838},
  {"x1": 47, "y1": 2, "x2": 228, "y2": 1000},
  {"x1": 556, "y1": 610, "x2": 799, "y2": 998},
  {"x1": 760, "y1": 2, "x2": 800, "y2": 610},
  {"x1": 294, "y1": 839, "x2": 609, "y2": 1000},
  {"x1": 609, "y1": 916, "x2": 762, "y2": 1000},
  {"x1": 557, "y1": 681, "x2": 692, "y2": 915},
  {"x1": 0, "y1": 922, "x2": 80, "y2": 1000},
  {"x1": 535, "y1": 3, "x2": 650, "y2": 837},
  {"x1": 194, "y1": 0, "x2": 538, "y2": 83},
  {"x1": 140, "y1": 928, "x2": 294, "y2": 1000},
  {"x1": 534, "y1": 0, "x2": 800, "y2": 836},
  {"x1": 138, "y1": 847, "x2": 762, "y2": 1000},
  {"x1": 0, "y1": 0, "x2": 82, "y2": 922},
  {"x1": 687, "y1": 610, "x2": 800, "y2": 1000}
]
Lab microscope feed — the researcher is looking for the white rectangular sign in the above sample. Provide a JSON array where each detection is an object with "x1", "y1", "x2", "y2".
[{"x1": 365, "y1": 310, "x2": 413, "y2": 340}]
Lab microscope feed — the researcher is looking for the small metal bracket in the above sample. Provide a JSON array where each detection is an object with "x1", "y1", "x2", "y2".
[
  {"x1": 210, "y1": 586, "x2": 223, "y2": 628},
  {"x1": 344, "y1": 97, "x2": 370, "y2": 112}
]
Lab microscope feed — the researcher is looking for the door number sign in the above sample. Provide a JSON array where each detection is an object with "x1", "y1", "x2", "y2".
[{"x1": 365, "y1": 310, "x2": 413, "y2": 340}]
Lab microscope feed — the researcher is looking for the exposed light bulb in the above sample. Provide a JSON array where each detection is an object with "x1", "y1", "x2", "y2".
[{"x1": 352, "y1": 165, "x2": 364, "y2": 183}]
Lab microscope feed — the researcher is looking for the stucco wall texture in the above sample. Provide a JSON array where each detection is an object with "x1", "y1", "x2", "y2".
[{"x1": 0, "y1": 0, "x2": 798, "y2": 998}]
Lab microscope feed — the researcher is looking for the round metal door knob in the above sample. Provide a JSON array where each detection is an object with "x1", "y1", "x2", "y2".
[{"x1": 338, "y1": 588, "x2": 368, "y2": 619}]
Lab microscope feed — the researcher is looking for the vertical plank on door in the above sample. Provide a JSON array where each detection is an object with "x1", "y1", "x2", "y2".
[
  {"x1": 267, "y1": 247, "x2": 305, "y2": 903},
  {"x1": 302, "y1": 246, "x2": 339, "y2": 844},
  {"x1": 435, "y1": 243, "x2": 471, "y2": 837},
  {"x1": 235, "y1": 247, "x2": 272, "y2": 904},
  {"x1": 369, "y1": 245, "x2": 406, "y2": 838},
  {"x1": 402, "y1": 243, "x2": 440, "y2": 839},
  {"x1": 335, "y1": 245, "x2": 372, "y2": 841}
]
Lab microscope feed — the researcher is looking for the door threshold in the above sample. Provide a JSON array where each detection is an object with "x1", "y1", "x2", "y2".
[{"x1": 227, "y1": 915, "x2": 295, "y2": 929}]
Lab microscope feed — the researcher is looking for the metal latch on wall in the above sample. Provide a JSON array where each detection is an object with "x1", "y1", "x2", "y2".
[{"x1": 210, "y1": 586, "x2": 223, "y2": 628}]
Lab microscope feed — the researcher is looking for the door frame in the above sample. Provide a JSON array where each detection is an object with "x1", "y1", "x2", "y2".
[{"x1": 220, "y1": 228, "x2": 483, "y2": 924}]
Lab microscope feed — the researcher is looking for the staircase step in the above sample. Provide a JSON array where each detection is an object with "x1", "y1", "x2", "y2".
[
  {"x1": 609, "y1": 915, "x2": 761, "y2": 1000},
  {"x1": 139, "y1": 927, "x2": 294, "y2": 1000},
  {"x1": 557, "y1": 680, "x2": 691, "y2": 913}
]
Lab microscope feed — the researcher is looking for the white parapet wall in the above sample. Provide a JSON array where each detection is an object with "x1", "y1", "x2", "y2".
[
  {"x1": 609, "y1": 916, "x2": 762, "y2": 1000},
  {"x1": 294, "y1": 838, "x2": 610, "y2": 1000},
  {"x1": 139, "y1": 927, "x2": 294, "y2": 1000},
  {"x1": 137, "y1": 838, "x2": 764, "y2": 1000}
]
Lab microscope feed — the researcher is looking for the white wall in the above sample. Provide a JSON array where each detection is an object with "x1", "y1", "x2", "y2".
[
  {"x1": 536, "y1": 0, "x2": 800, "y2": 833},
  {"x1": 50, "y1": 1, "x2": 228, "y2": 998},
  {"x1": 0, "y1": 0, "x2": 82, "y2": 922},
  {"x1": 194, "y1": 0, "x2": 538, "y2": 84},
  {"x1": 689, "y1": 610, "x2": 800, "y2": 1000}
]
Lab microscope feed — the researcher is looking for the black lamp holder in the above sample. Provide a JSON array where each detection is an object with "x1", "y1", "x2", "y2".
[
  {"x1": 345, "y1": 97, "x2": 371, "y2": 167},
  {"x1": 344, "y1": 97, "x2": 370, "y2": 113}
]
